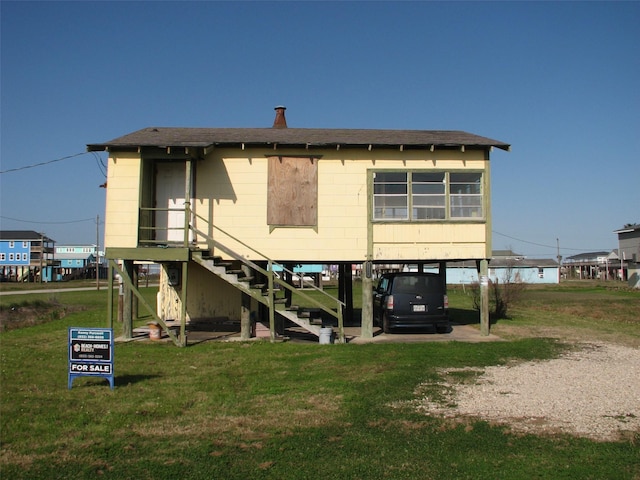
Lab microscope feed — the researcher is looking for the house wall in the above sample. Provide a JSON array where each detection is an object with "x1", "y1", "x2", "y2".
[
  {"x1": 158, "y1": 262, "x2": 242, "y2": 322},
  {"x1": 192, "y1": 147, "x2": 490, "y2": 262},
  {"x1": 0, "y1": 240, "x2": 30, "y2": 265},
  {"x1": 104, "y1": 153, "x2": 142, "y2": 249},
  {"x1": 104, "y1": 147, "x2": 491, "y2": 262},
  {"x1": 447, "y1": 266, "x2": 559, "y2": 285},
  {"x1": 618, "y1": 231, "x2": 640, "y2": 263}
]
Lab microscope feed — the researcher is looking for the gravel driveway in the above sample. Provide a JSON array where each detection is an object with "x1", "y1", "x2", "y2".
[{"x1": 410, "y1": 342, "x2": 640, "y2": 441}]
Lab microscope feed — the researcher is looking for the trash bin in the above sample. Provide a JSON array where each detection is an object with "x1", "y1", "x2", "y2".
[{"x1": 319, "y1": 327, "x2": 334, "y2": 344}]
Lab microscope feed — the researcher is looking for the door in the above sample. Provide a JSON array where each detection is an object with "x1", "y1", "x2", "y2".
[{"x1": 155, "y1": 162, "x2": 190, "y2": 243}]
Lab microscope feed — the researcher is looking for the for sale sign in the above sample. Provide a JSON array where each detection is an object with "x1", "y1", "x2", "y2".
[{"x1": 68, "y1": 328, "x2": 114, "y2": 389}]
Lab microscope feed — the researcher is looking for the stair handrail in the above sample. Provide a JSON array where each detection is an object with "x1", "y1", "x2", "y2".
[
  {"x1": 191, "y1": 211, "x2": 345, "y2": 307},
  {"x1": 190, "y1": 211, "x2": 345, "y2": 342}
]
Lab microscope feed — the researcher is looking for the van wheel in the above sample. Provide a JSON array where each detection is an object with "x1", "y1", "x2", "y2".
[{"x1": 436, "y1": 324, "x2": 451, "y2": 334}]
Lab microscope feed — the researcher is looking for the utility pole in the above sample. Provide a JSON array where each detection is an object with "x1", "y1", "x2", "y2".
[
  {"x1": 556, "y1": 238, "x2": 562, "y2": 282},
  {"x1": 96, "y1": 214, "x2": 100, "y2": 291}
]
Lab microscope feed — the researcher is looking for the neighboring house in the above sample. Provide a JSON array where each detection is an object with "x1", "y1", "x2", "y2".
[
  {"x1": 0, "y1": 230, "x2": 57, "y2": 282},
  {"x1": 614, "y1": 223, "x2": 640, "y2": 288},
  {"x1": 55, "y1": 245, "x2": 107, "y2": 280},
  {"x1": 446, "y1": 250, "x2": 560, "y2": 285},
  {"x1": 563, "y1": 251, "x2": 621, "y2": 280},
  {"x1": 88, "y1": 106, "x2": 510, "y2": 344}
]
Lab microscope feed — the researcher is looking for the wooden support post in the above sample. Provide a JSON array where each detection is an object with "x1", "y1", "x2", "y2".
[
  {"x1": 240, "y1": 293, "x2": 251, "y2": 340},
  {"x1": 180, "y1": 261, "x2": 188, "y2": 346},
  {"x1": 284, "y1": 263, "x2": 293, "y2": 307},
  {"x1": 479, "y1": 259, "x2": 490, "y2": 336},
  {"x1": 132, "y1": 264, "x2": 139, "y2": 320},
  {"x1": 345, "y1": 266, "x2": 353, "y2": 323},
  {"x1": 268, "y1": 261, "x2": 275, "y2": 343},
  {"x1": 360, "y1": 261, "x2": 374, "y2": 339},
  {"x1": 107, "y1": 259, "x2": 114, "y2": 329},
  {"x1": 123, "y1": 260, "x2": 134, "y2": 339}
]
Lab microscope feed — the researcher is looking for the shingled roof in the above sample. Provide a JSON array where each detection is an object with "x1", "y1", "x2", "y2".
[
  {"x1": 87, "y1": 127, "x2": 510, "y2": 152},
  {"x1": 0, "y1": 230, "x2": 54, "y2": 242}
]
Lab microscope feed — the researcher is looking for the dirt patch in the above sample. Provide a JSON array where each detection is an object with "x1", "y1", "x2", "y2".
[{"x1": 404, "y1": 342, "x2": 640, "y2": 442}]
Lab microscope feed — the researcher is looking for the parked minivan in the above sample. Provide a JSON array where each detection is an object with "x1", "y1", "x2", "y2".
[{"x1": 373, "y1": 272, "x2": 450, "y2": 334}]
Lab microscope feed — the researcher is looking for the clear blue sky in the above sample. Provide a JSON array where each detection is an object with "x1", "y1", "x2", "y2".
[{"x1": 1, "y1": 1, "x2": 638, "y2": 259}]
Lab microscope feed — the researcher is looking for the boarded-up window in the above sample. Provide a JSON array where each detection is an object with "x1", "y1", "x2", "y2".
[{"x1": 267, "y1": 156, "x2": 318, "y2": 226}]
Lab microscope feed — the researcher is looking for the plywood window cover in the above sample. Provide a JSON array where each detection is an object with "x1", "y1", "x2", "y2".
[{"x1": 267, "y1": 156, "x2": 318, "y2": 227}]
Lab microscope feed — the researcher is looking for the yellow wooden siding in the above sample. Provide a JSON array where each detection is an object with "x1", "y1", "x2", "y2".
[
  {"x1": 190, "y1": 148, "x2": 488, "y2": 261},
  {"x1": 103, "y1": 147, "x2": 490, "y2": 261},
  {"x1": 104, "y1": 154, "x2": 141, "y2": 249},
  {"x1": 372, "y1": 223, "x2": 488, "y2": 260},
  {"x1": 158, "y1": 263, "x2": 241, "y2": 322}
]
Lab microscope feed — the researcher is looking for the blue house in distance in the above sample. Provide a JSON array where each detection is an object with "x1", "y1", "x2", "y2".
[
  {"x1": 0, "y1": 230, "x2": 57, "y2": 282},
  {"x1": 55, "y1": 245, "x2": 105, "y2": 280}
]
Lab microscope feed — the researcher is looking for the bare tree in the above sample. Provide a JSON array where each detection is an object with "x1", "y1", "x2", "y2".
[{"x1": 471, "y1": 259, "x2": 526, "y2": 320}]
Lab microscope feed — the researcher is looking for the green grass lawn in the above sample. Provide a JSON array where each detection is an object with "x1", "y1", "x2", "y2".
[{"x1": 1, "y1": 283, "x2": 639, "y2": 479}]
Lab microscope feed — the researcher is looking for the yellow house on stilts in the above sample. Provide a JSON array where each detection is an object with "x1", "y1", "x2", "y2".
[{"x1": 88, "y1": 107, "x2": 510, "y2": 346}]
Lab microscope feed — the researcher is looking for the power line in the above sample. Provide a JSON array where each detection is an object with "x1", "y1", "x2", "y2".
[
  {"x1": 0, "y1": 215, "x2": 98, "y2": 225},
  {"x1": 0, "y1": 152, "x2": 90, "y2": 174},
  {"x1": 91, "y1": 151, "x2": 107, "y2": 177},
  {"x1": 492, "y1": 230, "x2": 609, "y2": 253}
]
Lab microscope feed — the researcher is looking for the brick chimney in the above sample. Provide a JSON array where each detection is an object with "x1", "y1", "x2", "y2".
[{"x1": 272, "y1": 106, "x2": 288, "y2": 128}]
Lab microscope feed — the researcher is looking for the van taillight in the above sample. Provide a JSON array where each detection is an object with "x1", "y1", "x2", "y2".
[
  {"x1": 444, "y1": 295, "x2": 449, "y2": 309},
  {"x1": 386, "y1": 295, "x2": 394, "y2": 310}
]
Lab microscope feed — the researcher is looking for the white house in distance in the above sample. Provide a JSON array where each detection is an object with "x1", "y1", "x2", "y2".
[
  {"x1": 447, "y1": 250, "x2": 560, "y2": 285},
  {"x1": 88, "y1": 107, "x2": 510, "y2": 345}
]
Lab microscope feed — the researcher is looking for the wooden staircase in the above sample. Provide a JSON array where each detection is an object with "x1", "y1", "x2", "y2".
[{"x1": 191, "y1": 252, "x2": 325, "y2": 338}]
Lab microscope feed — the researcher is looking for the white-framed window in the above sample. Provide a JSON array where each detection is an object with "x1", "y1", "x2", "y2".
[
  {"x1": 0, "y1": 253, "x2": 5, "y2": 261},
  {"x1": 9, "y1": 253, "x2": 14, "y2": 261},
  {"x1": 373, "y1": 170, "x2": 483, "y2": 221},
  {"x1": 22, "y1": 241, "x2": 28, "y2": 248},
  {"x1": 450, "y1": 173, "x2": 483, "y2": 218},
  {"x1": 373, "y1": 172, "x2": 408, "y2": 220},
  {"x1": 9, "y1": 241, "x2": 14, "y2": 248},
  {"x1": 538, "y1": 268, "x2": 544, "y2": 278},
  {"x1": 22, "y1": 253, "x2": 28, "y2": 261}
]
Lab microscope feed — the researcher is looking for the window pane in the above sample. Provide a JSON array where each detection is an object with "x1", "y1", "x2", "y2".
[
  {"x1": 413, "y1": 195, "x2": 446, "y2": 207},
  {"x1": 374, "y1": 183, "x2": 407, "y2": 195},
  {"x1": 374, "y1": 195, "x2": 408, "y2": 220},
  {"x1": 450, "y1": 173, "x2": 481, "y2": 194},
  {"x1": 413, "y1": 207, "x2": 446, "y2": 220},
  {"x1": 450, "y1": 173, "x2": 481, "y2": 183},
  {"x1": 413, "y1": 172, "x2": 444, "y2": 183},
  {"x1": 412, "y1": 183, "x2": 445, "y2": 195},
  {"x1": 375, "y1": 172, "x2": 407, "y2": 182}
]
